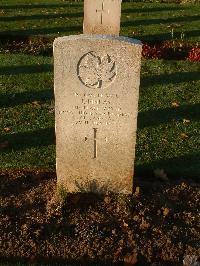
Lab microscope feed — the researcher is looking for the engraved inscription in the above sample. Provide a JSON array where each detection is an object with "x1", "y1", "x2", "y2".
[
  {"x1": 96, "y1": 1, "x2": 109, "y2": 24},
  {"x1": 77, "y1": 51, "x2": 117, "y2": 89},
  {"x1": 57, "y1": 93, "x2": 130, "y2": 126},
  {"x1": 73, "y1": 92, "x2": 130, "y2": 126}
]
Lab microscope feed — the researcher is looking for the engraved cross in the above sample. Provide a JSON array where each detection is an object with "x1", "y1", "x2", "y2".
[
  {"x1": 92, "y1": 128, "x2": 108, "y2": 159},
  {"x1": 96, "y1": 1, "x2": 109, "y2": 24},
  {"x1": 93, "y1": 128, "x2": 97, "y2": 158}
]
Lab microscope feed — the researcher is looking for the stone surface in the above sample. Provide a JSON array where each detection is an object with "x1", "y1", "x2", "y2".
[
  {"x1": 54, "y1": 35, "x2": 142, "y2": 194},
  {"x1": 83, "y1": 0, "x2": 121, "y2": 36}
]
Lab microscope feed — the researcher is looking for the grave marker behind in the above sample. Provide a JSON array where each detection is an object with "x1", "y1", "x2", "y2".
[{"x1": 83, "y1": 0, "x2": 122, "y2": 36}]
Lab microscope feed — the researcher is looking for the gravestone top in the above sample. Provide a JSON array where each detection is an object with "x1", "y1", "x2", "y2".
[
  {"x1": 83, "y1": 0, "x2": 122, "y2": 36},
  {"x1": 54, "y1": 34, "x2": 141, "y2": 45}
]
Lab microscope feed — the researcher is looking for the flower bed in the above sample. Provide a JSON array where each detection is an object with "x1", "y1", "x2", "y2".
[{"x1": 142, "y1": 41, "x2": 200, "y2": 61}]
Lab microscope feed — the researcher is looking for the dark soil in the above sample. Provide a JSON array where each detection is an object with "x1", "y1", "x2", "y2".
[{"x1": 0, "y1": 170, "x2": 199, "y2": 265}]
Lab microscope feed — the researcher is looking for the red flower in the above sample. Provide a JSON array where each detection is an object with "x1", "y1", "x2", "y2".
[{"x1": 187, "y1": 48, "x2": 200, "y2": 62}]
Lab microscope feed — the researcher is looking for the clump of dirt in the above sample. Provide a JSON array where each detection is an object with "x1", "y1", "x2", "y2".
[{"x1": 0, "y1": 170, "x2": 199, "y2": 265}]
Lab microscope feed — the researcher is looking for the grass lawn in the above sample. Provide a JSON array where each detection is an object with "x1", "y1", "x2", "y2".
[
  {"x1": 0, "y1": 0, "x2": 199, "y2": 178},
  {"x1": 0, "y1": 53, "x2": 199, "y2": 178},
  {"x1": 0, "y1": 0, "x2": 199, "y2": 42}
]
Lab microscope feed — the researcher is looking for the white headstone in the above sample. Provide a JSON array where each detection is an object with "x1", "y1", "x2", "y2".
[
  {"x1": 54, "y1": 35, "x2": 142, "y2": 194},
  {"x1": 83, "y1": 0, "x2": 122, "y2": 36}
]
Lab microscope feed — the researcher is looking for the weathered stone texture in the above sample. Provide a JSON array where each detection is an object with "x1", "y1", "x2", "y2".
[{"x1": 54, "y1": 35, "x2": 142, "y2": 194}]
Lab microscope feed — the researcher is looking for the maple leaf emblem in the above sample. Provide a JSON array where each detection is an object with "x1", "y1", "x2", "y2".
[{"x1": 77, "y1": 51, "x2": 117, "y2": 89}]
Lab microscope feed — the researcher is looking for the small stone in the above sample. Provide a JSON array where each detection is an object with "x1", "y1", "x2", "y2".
[
  {"x1": 112, "y1": 229, "x2": 116, "y2": 234},
  {"x1": 133, "y1": 215, "x2": 140, "y2": 222},
  {"x1": 172, "y1": 101, "x2": 180, "y2": 107},
  {"x1": 3, "y1": 127, "x2": 12, "y2": 133},
  {"x1": 180, "y1": 133, "x2": 189, "y2": 140},
  {"x1": 140, "y1": 218, "x2": 150, "y2": 230},
  {"x1": 124, "y1": 252, "x2": 138, "y2": 265},
  {"x1": 104, "y1": 196, "x2": 111, "y2": 204},
  {"x1": 123, "y1": 221, "x2": 129, "y2": 228},
  {"x1": 183, "y1": 119, "x2": 190, "y2": 124},
  {"x1": 162, "y1": 207, "x2": 170, "y2": 217}
]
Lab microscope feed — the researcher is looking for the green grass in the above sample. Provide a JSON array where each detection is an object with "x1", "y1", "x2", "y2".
[
  {"x1": 137, "y1": 60, "x2": 200, "y2": 177},
  {"x1": 0, "y1": 54, "x2": 199, "y2": 177},
  {"x1": 0, "y1": 0, "x2": 199, "y2": 42},
  {"x1": 0, "y1": 0, "x2": 199, "y2": 178},
  {"x1": 0, "y1": 54, "x2": 54, "y2": 169}
]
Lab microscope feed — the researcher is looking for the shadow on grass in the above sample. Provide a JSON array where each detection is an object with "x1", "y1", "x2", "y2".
[
  {"x1": 141, "y1": 71, "x2": 200, "y2": 88},
  {"x1": 0, "y1": 3, "x2": 83, "y2": 9},
  {"x1": 122, "y1": 6, "x2": 185, "y2": 14},
  {"x1": 0, "y1": 6, "x2": 185, "y2": 22},
  {"x1": 0, "y1": 28, "x2": 198, "y2": 41},
  {"x1": 135, "y1": 152, "x2": 200, "y2": 179},
  {"x1": 0, "y1": 25, "x2": 82, "y2": 37},
  {"x1": 0, "y1": 89, "x2": 53, "y2": 108},
  {"x1": 132, "y1": 29, "x2": 200, "y2": 41},
  {"x1": 0, "y1": 64, "x2": 53, "y2": 75},
  {"x1": 0, "y1": 12, "x2": 83, "y2": 22},
  {"x1": 121, "y1": 15, "x2": 200, "y2": 27},
  {"x1": 138, "y1": 103, "x2": 200, "y2": 129},
  {"x1": 0, "y1": 127, "x2": 55, "y2": 152}
]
